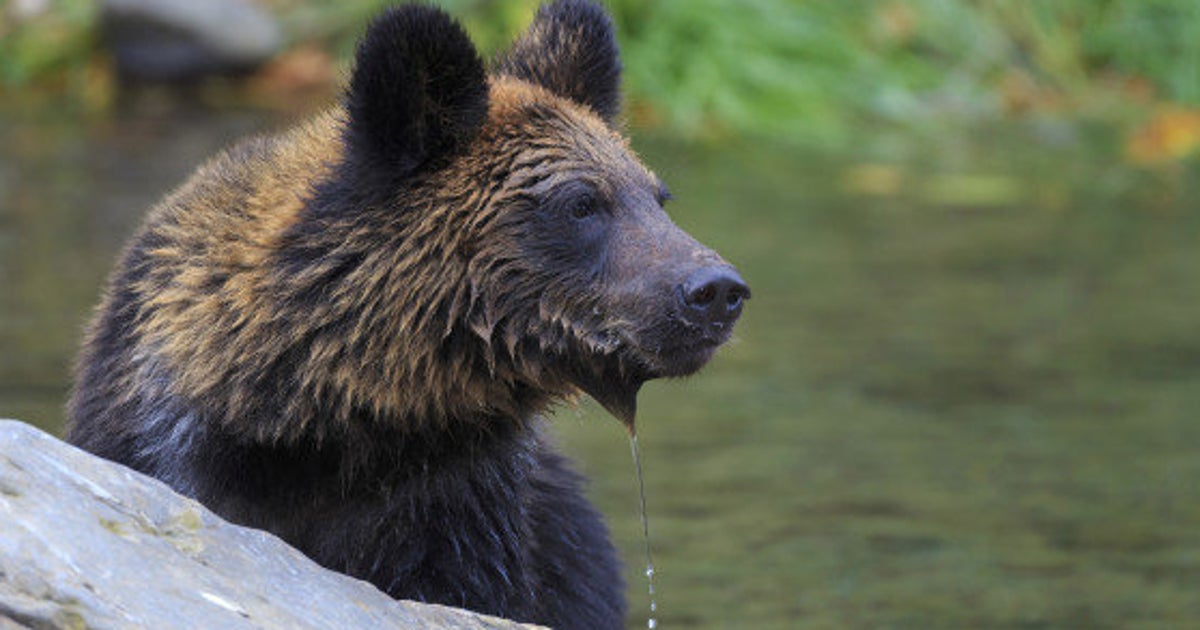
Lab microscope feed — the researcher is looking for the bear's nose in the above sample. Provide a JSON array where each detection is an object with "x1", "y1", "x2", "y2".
[{"x1": 679, "y1": 266, "x2": 750, "y2": 327}]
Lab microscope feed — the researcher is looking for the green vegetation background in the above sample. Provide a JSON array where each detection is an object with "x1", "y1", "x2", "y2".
[
  {"x1": 7, "y1": 0, "x2": 1200, "y2": 143},
  {"x1": 4, "y1": 1, "x2": 1200, "y2": 628}
]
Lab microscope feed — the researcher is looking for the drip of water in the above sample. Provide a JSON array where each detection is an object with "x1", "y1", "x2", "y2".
[{"x1": 629, "y1": 433, "x2": 658, "y2": 629}]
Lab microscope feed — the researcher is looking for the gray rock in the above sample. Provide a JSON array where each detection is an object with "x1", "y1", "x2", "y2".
[
  {"x1": 0, "y1": 419, "x2": 542, "y2": 630},
  {"x1": 101, "y1": 0, "x2": 283, "y2": 80}
]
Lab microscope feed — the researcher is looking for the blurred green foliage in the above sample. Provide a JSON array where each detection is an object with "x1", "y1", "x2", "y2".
[
  {"x1": 277, "y1": 0, "x2": 1200, "y2": 145},
  {"x1": 607, "y1": 0, "x2": 809, "y2": 139},
  {"x1": 0, "y1": 0, "x2": 96, "y2": 87},
  {"x1": 5, "y1": 0, "x2": 1200, "y2": 144}
]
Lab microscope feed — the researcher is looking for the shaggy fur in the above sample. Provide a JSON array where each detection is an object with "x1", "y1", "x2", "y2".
[{"x1": 68, "y1": 2, "x2": 747, "y2": 628}]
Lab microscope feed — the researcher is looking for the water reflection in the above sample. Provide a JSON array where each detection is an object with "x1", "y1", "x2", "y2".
[{"x1": 0, "y1": 94, "x2": 274, "y2": 431}]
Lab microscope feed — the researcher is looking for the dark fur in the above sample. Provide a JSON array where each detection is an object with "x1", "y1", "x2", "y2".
[
  {"x1": 345, "y1": 4, "x2": 488, "y2": 177},
  {"x1": 68, "y1": 2, "x2": 745, "y2": 628},
  {"x1": 496, "y1": 0, "x2": 623, "y2": 125}
]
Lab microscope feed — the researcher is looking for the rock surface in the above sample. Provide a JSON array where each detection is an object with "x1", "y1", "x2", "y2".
[
  {"x1": 0, "y1": 419, "x2": 541, "y2": 629},
  {"x1": 101, "y1": 0, "x2": 283, "y2": 80}
]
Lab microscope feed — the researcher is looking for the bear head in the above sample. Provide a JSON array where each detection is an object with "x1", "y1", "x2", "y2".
[{"x1": 284, "y1": 0, "x2": 749, "y2": 430}]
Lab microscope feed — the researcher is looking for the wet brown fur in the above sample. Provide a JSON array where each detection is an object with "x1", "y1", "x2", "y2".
[
  {"x1": 66, "y1": 4, "x2": 744, "y2": 625},
  {"x1": 84, "y1": 77, "x2": 656, "y2": 448}
]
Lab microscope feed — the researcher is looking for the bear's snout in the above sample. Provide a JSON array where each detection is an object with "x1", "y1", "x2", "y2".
[{"x1": 678, "y1": 266, "x2": 750, "y2": 330}]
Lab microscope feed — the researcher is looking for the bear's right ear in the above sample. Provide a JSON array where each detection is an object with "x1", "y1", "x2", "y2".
[
  {"x1": 344, "y1": 5, "x2": 489, "y2": 177},
  {"x1": 495, "y1": 0, "x2": 622, "y2": 126}
]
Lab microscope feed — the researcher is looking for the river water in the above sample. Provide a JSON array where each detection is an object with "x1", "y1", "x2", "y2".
[{"x1": 3, "y1": 95, "x2": 1200, "y2": 628}]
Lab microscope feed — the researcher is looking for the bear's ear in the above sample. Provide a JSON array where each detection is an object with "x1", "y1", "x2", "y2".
[
  {"x1": 345, "y1": 5, "x2": 489, "y2": 176},
  {"x1": 495, "y1": 0, "x2": 622, "y2": 126}
]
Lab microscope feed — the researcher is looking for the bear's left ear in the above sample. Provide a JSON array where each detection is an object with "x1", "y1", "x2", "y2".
[
  {"x1": 495, "y1": 0, "x2": 622, "y2": 126},
  {"x1": 345, "y1": 5, "x2": 489, "y2": 176}
]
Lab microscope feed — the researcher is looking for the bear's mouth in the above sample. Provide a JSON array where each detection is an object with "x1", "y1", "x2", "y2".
[
  {"x1": 571, "y1": 362, "x2": 645, "y2": 429},
  {"x1": 623, "y1": 315, "x2": 734, "y2": 378},
  {"x1": 565, "y1": 323, "x2": 730, "y2": 428},
  {"x1": 646, "y1": 340, "x2": 722, "y2": 377}
]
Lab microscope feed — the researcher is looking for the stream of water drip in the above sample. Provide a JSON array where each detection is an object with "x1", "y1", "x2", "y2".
[{"x1": 629, "y1": 433, "x2": 658, "y2": 629}]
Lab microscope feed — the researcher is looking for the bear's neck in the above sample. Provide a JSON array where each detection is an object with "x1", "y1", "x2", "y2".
[{"x1": 186, "y1": 406, "x2": 541, "y2": 523}]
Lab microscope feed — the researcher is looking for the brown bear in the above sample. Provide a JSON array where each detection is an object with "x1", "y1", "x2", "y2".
[{"x1": 67, "y1": 1, "x2": 748, "y2": 628}]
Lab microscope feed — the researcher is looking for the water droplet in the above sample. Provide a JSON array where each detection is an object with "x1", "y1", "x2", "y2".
[{"x1": 630, "y1": 434, "x2": 659, "y2": 630}]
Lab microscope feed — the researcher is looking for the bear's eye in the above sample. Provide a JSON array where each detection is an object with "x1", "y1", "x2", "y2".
[
  {"x1": 656, "y1": 180, "x2": 673, "y2": 206},
  {"x1": 569, "y1": 198, "x2": 599, "y2": 220}
]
